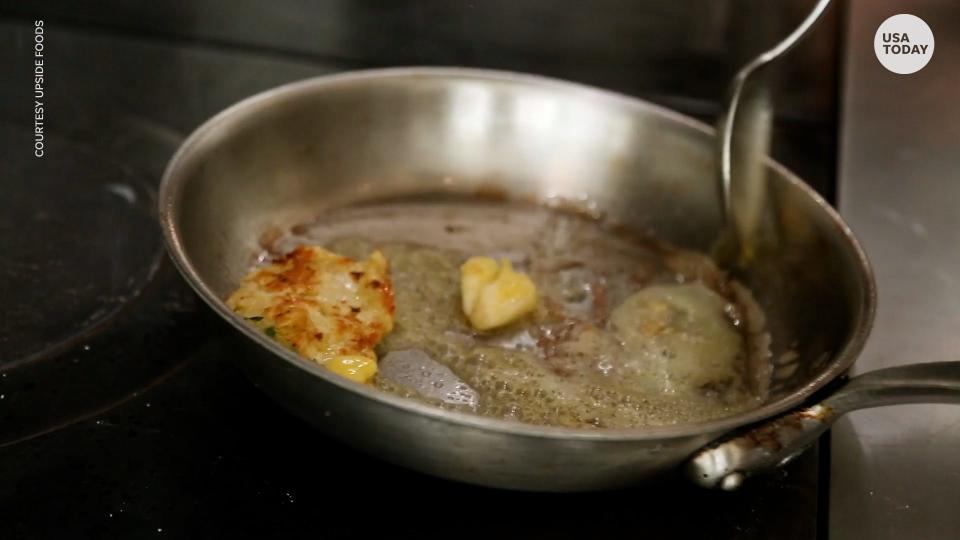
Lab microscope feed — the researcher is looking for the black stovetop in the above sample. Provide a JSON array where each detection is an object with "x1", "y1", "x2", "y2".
[{"x1": 0, "y1": 11, "x2": 837, "y2": 539}]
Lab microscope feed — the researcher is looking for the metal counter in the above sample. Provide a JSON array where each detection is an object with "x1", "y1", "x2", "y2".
[{"x1": 832, "y1": 1, "x2": 960, "y2": 537}]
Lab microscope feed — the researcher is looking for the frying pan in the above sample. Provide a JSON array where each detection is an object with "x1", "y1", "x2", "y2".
[{"x1": 158, "y1": 68, "x2": 959, "y2": 492}]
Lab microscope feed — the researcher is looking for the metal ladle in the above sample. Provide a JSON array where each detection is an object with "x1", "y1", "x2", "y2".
[{"x1": 713, "y1": 0, "x2": 833, "y2": 268}]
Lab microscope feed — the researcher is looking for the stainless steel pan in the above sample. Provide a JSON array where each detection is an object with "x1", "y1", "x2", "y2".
[{"x1": 159, "y1": 68, "x2": 959, "y2": 491}]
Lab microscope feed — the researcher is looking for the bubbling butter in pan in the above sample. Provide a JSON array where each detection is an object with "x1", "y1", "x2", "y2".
[{"x1": 245, "y1": 200, "x2": 771, "y2": 429}]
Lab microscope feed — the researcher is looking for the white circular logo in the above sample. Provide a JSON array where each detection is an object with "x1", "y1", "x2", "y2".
[{"x1": 874, "y1": 14, "x2": 934, "y2": 74}]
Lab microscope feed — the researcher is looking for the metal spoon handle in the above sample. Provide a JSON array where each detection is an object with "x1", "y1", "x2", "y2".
[
  {"x1": 686, "y1": 361, "x2": 960, "y2": 490},
  {"x1": 716, "y1": 0, "x2": 832, "y2": 266}
]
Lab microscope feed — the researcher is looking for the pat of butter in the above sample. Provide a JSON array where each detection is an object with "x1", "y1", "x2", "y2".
[
  {"x1": 460, "y1": 257, "x2": 537, "y2": 331},
  {"x1": 325, "y1": 354, "x2": 378, "y2": 383}
]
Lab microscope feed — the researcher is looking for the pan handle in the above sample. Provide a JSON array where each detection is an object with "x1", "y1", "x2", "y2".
[{"x1": 685, "y1": 361, "x2": 960, "y2": 490}]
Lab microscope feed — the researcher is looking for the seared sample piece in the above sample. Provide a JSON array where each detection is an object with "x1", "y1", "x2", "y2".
[{"x1": 226, "y1": 245, "x2": 395, "y2": 383}]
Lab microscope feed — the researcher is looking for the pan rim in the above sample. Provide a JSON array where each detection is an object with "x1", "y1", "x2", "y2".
[{"x1": 158, "y1": 66, "x2": 877, "y2": 442}]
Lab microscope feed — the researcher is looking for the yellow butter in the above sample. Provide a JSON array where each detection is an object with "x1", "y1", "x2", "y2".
[
  {"x1": 325, "y1": 354, "x2": 378, "y2": 383},
  {"x1": 460, "y1": 256, "x2": 500, "y2": 315},
  {"x1": 460, "y1": 257, "x2": 537, "y2": 331}
]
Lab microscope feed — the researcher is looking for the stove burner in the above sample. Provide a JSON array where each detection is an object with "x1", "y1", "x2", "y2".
[
  {"x1": 1, "y1": 126, "x2": 161, "y2": 365},
  {"x1": 0, "y1": 124, "x2": 211, "y2": 445}
]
